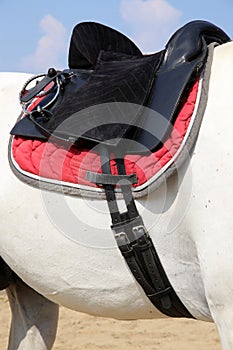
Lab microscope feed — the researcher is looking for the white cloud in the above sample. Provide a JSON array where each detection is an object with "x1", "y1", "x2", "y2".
[
  {"x1": 120, "y1": 0, "x2": 182, "y2": 52},
  {"x1": 20, "y1": 15, "x2": 68, "y2": 73}
]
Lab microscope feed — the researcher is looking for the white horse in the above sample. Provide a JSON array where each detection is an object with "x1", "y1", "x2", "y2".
[{"x1": 0, "y1": 40, "x2": 233, "y2": 350}]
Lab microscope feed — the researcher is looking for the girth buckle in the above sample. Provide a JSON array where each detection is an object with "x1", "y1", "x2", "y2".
[{"x1": 112, "y1": 216, "x2": 147, "y2": 246}]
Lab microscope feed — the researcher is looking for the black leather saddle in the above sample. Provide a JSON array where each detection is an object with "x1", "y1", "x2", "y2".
[{"x1": 11, "y1": 20, "x2": 230, "y2": 153}]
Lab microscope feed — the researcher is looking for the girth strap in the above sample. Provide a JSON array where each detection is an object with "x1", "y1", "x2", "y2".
[{"x1": 88, "y1": 146, "x2": 193, "y2": 318}]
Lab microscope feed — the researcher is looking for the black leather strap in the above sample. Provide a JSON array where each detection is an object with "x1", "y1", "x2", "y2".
[
  {"x1": 88, "y1": 147, "x2": 194, "y2": 318},
  {"x1": 120, "y1": 233, "x2": 193, "y2": 317}
]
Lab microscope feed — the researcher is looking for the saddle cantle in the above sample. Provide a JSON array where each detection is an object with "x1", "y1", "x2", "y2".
[{"x1": 9, "y1": 21, "x2": 231, "y2": 317}]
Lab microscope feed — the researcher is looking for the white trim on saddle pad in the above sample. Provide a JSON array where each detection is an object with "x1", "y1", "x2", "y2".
[{"x1": 8, "y1": 44, "x2": 215, "y2": 199}]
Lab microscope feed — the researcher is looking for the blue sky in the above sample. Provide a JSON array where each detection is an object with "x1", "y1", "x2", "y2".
[{"x1": 0, "y1": 0, "x2": 232, "y2": 73}]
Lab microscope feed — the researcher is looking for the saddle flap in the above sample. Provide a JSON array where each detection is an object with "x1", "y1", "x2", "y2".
[
  {"x1": 10, "y1": 114, "x2": 47, "y2": 140},
  {"x1": 21, "y1": 51, "x2": 162, "y2": 148}
]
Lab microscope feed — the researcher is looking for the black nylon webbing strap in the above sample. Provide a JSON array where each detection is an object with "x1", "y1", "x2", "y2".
[
  {"x1": 88, "y1": 146, "x2": 193, "y2": 318},
  {"x1": 86, "y1": 171, "x2": 138, "y2": 186}
]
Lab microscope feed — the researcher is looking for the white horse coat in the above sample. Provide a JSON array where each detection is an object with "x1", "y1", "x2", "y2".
[{"x1": 0, "y1": 41, "x2": 233, "y2": 349}]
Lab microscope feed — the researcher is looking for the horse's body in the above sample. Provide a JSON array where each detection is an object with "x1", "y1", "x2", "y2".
[{"x1": 0, "y1": 41, "x2": 233, "y2": 349}]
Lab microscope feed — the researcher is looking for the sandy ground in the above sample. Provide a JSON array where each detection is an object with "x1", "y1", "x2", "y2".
[{"x1": 0, "y1": 292, "x2": 221, "y2": 349}]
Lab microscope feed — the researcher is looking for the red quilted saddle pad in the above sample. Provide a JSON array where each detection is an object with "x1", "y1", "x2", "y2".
[{"x1": 11, "y1": 79, "x2": 199, "y2": 190}]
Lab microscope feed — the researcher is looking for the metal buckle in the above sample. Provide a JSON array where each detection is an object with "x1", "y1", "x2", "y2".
[
  {"x1": 112, "y1": 217, "x2": 147, "y2": 245},
  {"x1": 132, "y1": 225, "x2": 148, "y2": 240},
  {"x1": 114, "y1": 231, "x2": 130, "y2": 247}
]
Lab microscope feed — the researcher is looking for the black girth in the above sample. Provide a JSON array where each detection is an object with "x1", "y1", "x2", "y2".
[{"x1": 87, "y1": 146, "x2": 193, "y2": 318}]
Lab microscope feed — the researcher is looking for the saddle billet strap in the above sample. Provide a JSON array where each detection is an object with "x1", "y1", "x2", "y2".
[{"x1": 89, "y1": 146, "x2": 193, "y2": 318}]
